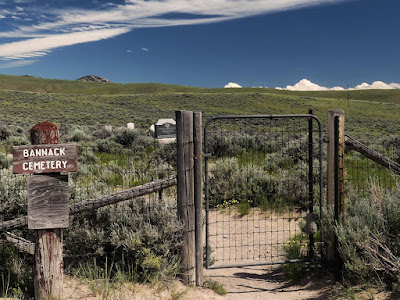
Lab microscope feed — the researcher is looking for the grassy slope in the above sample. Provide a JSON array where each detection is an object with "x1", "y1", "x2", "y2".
[{"x1": 0, "y1": 75, "x2": 399, "y2": 137}]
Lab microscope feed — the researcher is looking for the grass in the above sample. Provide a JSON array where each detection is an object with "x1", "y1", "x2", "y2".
[
  {"x1": 345, "y1": 152, "x2": 399, "y2": 191},
  {"x1": 75, "y1": 258, "x2": 116, "y2": 299},
  {"x1": 204, "y1": 278, "x2": 227, "y2": 295},
  {"x1": 283, "y1": 233, "x2": 308, "y2": 281}
]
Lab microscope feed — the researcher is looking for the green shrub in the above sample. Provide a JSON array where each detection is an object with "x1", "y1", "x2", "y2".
[
  {"x1": 0, "y1": 247, "x2": 33, "y2": 299},
  {"x1": 0, "y1": 168, "x2": 27, "y2": 220},
  {"x1": 4, "y1": 136, "x2": 29, "y2": 152},
  {"x1": 209, "y1": 157, "x2": 308, "y2": 210},
  {"x1": 283, "y1": 233, "x2": 307, "y2": 280},
  {"x1": 0, "y1": 153, "x2": 11, "y2": 169},
  {"x1": 66, "y1": 126, "x2": 93, "y2": 143},
  {"x1": 0, "y1": 125, "x2": 11, "y2": 141},
  {"x1": 64, "y1": 196, "x2": 184, "y2": 282},
  {"x1": 334, "y1": 183, "x2": 400, "y2": 290},
  {"x1": 95, "y1": 139, "x2": 123, "y2": 153},
  {"x1": 114, "y1": 128, "x2": 139, "y2": 147}
]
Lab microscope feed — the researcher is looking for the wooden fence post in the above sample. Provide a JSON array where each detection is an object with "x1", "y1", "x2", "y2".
[
  {"x1": 193, "y1": 112, "x2": 203, "y2": 287},
  {"x1": 176, "y1": 111, "x2": 196, "y2": 285},
  {"x1": 327, "y1": 110, "x2": 345, "y2": 263},
  {"x1": 31, "y1": 122, "x2": 64, "y2": 299}
]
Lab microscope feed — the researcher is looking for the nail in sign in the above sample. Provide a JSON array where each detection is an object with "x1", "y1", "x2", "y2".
[{"x1": 12, "y1": 144, "x2": 78, "y2": 174}]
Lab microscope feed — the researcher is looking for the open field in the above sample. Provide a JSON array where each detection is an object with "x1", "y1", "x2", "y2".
[{"x1": 0, "y1": 75, "x2": 399, "y2": 137}]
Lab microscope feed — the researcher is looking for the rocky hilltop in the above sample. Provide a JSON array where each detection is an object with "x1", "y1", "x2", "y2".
[{"x1": 76, "y1": 75, "x2": 110, "y2": 82}]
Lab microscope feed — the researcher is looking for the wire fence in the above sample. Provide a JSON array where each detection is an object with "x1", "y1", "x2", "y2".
[
  {"x1": 204, "y1": 115, "x2": 323, "y2": 268},
  {"x1": 344, "y1": 137, "x2": 400, "y2": 195}
]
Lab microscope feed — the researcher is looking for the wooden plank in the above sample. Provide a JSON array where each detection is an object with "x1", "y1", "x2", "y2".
[
  {"x1": 70, "y1": 175, "x2": 177, "y2": 214},
  {"x1": 13, "y1": 144, "x2": 78, "y2": 174},
  {"x1": 4, "y1": 232, "x2": 35, "y2": 255},
  {"x1": 193, "y1": 112, "x2": 203, "y2": 287},
  {"x1": 28, "y1": 174, "x2": 69, "y2": 229}
]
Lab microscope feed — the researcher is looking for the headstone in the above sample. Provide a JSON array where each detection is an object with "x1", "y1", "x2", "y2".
[
  {"x1": 155, "y1": 119, "x2": 176, "y2": 139},
  {"x1": 127, "y1": 123, "x2": 135, "y2": 130},
  {"x1": 105, "y1": 125, "x2": 112, "y2": 133}
]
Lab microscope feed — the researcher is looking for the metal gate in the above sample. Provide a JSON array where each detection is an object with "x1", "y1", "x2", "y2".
[{"x1": 204, "y1": 114, "x2": 323, "y2": 269}]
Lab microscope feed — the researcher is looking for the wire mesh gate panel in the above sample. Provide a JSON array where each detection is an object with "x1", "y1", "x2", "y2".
[{"x1": 204, "y1": 115, "x2": 323, "y2": 269}]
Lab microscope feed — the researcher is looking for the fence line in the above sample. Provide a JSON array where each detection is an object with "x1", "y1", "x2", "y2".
[
  {"x1": 345, "y1": 135, "x2": 400, "y2": 175},
  {"x1": 344, "y1": 136, "x2": 400, "y2": 193},
  {"x1": 0, "y1": 175, "x2": 177, "y2": 233}
]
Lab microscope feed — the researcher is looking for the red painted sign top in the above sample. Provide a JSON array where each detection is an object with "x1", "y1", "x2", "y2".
[
  {"x1": 13, "y1": 144, "x2": 78, "y2": 174},
  {"x1": 30, "y1": 121, "x2": 60, "y2": 144}
]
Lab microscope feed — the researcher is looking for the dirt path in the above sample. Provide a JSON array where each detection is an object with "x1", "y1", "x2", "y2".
[
  {"x1": 206, "y1": 208, "x2": 306, "y2": 267},
  {"x1": 205, "y1": 265, "x2": 331, "y2": 300},
  {"x1": 60, "y1": 269, "x2": 331, "y2": 300},
  {"x1": 204, "y1": 209, "x2": 331, "y2": 299}
]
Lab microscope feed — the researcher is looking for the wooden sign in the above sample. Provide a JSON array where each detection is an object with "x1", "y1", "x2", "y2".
[
  {"x1": 28, "y1": 174, "x2": 69, "y2": 229},
  {"x1": 12, "y1": 144, "x2": 78, "y2": 174}
]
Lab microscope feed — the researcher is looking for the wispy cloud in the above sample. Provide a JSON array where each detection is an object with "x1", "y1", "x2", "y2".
[
  {"x1": 0, "y1": 0, "x2": 347, "y2": 63},
  {"x1": 0, "y1": 59, "x2": 38, "y2": 69},
  {"x1": 0, "y1": 27, "x2": 130, "y2": 59},
  {"x1": 276, "y1": 79, "x2": 400, "y2": 91}
]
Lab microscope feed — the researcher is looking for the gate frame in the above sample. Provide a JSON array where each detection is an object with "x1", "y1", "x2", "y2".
[{"x1": 203, "y1": 114, "x2": 324, "y2": 269}]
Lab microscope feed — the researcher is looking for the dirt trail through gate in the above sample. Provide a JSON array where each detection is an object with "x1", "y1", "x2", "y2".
[
  {"x1": 204, "y1": 209, "x2": 331, "y2": 299},
  {"x1": 204, "y1": 265, "x2": 331, "y2": 299},
  {"x1": 206, "y1": 208, "x2": 305, "y2": 266}
]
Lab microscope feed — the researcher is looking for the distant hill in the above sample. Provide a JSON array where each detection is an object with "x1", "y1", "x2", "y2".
[{"x1": 0, "y1": 74, "x2": 201, "y2": 95}]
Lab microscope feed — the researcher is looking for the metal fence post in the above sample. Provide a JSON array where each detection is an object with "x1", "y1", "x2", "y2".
[{"x1": 308, "y1": 109, "x2": 314, "y2": 258}]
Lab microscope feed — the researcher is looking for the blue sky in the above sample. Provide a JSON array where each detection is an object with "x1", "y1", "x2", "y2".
[{"x1": 0, "y1": 0, "x2": 398, "y2": 90}]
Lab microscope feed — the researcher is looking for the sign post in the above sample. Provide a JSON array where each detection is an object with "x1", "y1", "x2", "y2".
[{"x1": 13, "y1": 121, "x2": 77, "y2": 299}]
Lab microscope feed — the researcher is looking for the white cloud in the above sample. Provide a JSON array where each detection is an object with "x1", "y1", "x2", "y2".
[
  {"x1": 0, "y1": 59, "x2": 38, "y2": 69},
  {"x1": 141, "y1": 47, "x2": 149, "y2": 52},
  {"x1": 352, "y1": 81, "x2": 400, "y2": 90},
  {"x1": 0, "y1": 0, "x2": 347, "y2": 62},
  {"x1": 276, "y1": 79, "x2": 400, "y2": 91},
  {"x1": 0, "y1": 27, "x2": 130, "y2": 59},
  {"x1": 224, "y1": 82, "x2": 242, "y2": 88},
  {"x1": 279, "y1": 79, "x2": 345, "y2": 91}
]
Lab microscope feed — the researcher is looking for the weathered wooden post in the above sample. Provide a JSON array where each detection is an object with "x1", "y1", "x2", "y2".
[
  {"x1": 326, "y1": 110, "x2": 345, "y2": 263},
  {"x1": 176, "y1": 110, "x2": 196, "y2": 285},
  {"x1": 12, "y1": 121, "x2": 78, "y2": 299},
  {"x1": 193, "y1": 112, "x2": 203, "y2": 287}
]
